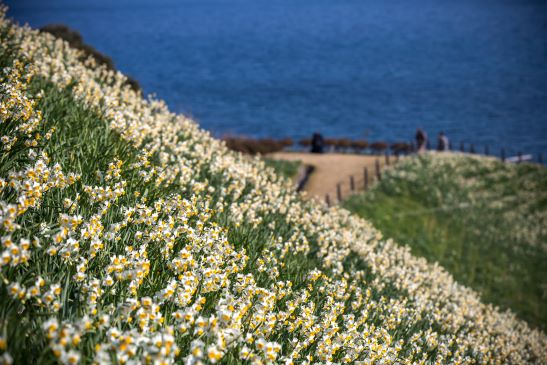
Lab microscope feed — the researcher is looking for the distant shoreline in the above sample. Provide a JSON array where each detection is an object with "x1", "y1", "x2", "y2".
[{"x1": 224, "y1": 135, "x2": 544, "y2": 165}]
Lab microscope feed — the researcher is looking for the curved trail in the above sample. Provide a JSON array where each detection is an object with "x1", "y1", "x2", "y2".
[{"x1": 269, "y1": 152, "x2": 393, "y2": 201}]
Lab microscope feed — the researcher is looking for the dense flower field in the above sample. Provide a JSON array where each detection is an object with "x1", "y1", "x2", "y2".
[{"x1": 0, "y1": 8, "x2": 545, "y2": 364}]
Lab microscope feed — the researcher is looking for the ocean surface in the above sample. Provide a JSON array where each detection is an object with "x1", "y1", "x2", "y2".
[{"x1": 7, "y1": 0, "x2": 547, "y2": 158}]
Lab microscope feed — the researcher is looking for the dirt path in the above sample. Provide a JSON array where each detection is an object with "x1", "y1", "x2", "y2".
[{"x1": 269, "y1": 152, "x2": 397, "y2": 202}]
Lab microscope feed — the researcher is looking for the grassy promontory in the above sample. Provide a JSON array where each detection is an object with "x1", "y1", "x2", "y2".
[
  {"x1": 344, "y1": 153, "x2": 547, "y2": 330},
  {"x1": 0, "y1": 10, "x2": 546, "y2": 364}
]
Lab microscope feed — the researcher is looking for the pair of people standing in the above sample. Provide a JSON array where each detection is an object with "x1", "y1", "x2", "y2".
[{"x1": 415, "y1": 128, "x2": 449, "y2": 152}]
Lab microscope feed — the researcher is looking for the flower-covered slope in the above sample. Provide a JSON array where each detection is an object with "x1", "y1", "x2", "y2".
[{"x1": 0, "y1": 10, "x2": 545, "y2": 365}]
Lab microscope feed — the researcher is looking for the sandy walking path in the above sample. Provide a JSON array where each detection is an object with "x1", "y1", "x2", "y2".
[{"x1": 269, "y1": 152, "x2": 396, "y2": 202}]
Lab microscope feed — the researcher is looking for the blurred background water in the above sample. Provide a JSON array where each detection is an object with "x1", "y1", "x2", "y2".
[{"x1": 7, "y1": 0, "x2": 547, "y2": 157}]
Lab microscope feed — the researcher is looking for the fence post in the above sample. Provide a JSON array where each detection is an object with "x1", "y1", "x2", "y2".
[
  {"x1": 395, "y1": 152, "x2": 400, "y2": 163},
  {"x1": 484, "y1": 145, "x2": 489, "y2": 155},
  {"x1": 325, "y1": 194, "x2": 330, "y2": 207},
  {"x1": 460, "y1": 142, "x2": 464, "y2": 152},
  {"x1": 385, "y1": 151, "x2": 390, "y2": 166},
  {"x1": 350, "y1": 175, "x2": 355, "y2": 191},
  {"x1": 375, "y1": 159, "x2": 381, "y2": 181},
  {"x1": 337, "y1": 183, "x2": 342, "y2": 202},
  {"x1": 364, "y1": 167, "x2": 369, "y2": 190},
  {"x1": 501, "y1": 148, "x2": 506, "y2": 162}
]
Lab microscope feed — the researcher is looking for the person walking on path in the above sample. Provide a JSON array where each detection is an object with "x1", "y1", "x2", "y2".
[
  {"x1": 437, "y1": 131, "x2": 449, "y2": 151},
  {"x1": 310, "y1": 132, "x2": 324, "y2": 153},
  {"x1": 415, "y1": 128, "x2": 427, "y2": 152}
]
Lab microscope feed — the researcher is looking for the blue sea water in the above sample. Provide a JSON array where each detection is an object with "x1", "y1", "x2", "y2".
[{"x1": 7, "y1": 0, "x2": 547, "y2": 158}]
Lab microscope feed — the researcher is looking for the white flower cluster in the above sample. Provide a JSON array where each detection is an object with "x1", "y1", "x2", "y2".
[{"x1": 0, "y1": 8, "x2": 545, "y2": 365}]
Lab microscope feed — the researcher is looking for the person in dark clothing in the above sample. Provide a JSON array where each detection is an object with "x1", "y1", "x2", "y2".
[
  {"x1": 415, "y1": 128, "x2": 427, "y2": 152},
  {"x1": 437, "y1": 131, "x2": 449, "y2": 151},
  {"x1": 310, "y1": 132, "x2": 324, "y2": 153}
]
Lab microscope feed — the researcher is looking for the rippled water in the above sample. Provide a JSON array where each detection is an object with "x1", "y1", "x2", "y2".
[{"x1": 8, "y1": 0, "x2": 547, "y2": 157}]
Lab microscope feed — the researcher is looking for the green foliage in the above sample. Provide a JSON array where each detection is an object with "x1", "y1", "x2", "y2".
[
  {"x1": 262, "y1": 159, "x2": 301, "y2": 180},
  {"x1": 344, "y1": 153, "x2": 547, "y2": 329}
]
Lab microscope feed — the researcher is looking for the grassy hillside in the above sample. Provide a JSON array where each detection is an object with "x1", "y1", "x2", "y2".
[
  {"x1": 343, "y1": 153, "x2": 547, "y2": 330},
  {"x1": 0, "y1": 9, "x2": 545, "y2": 364},
  {"x1": 263, "y1": 158, "x2": 301, "y2": 180}
]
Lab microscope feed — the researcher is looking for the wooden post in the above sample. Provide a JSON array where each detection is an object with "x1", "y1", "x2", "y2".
[
  {"x1": 364, "y1": 167, "x2": 369, "y2": 190},
  {"x1": 395, "y1": 152, "x2": 400, "y2": 163},
  {"x1": 470, "y1": 144, "x2": 475, "y2": 154},
  {"x1": 337, "y1": 183, "x2": 342, "y2": 202},
  {"x1": 501, "y1": 148, "x2": 506, "y2": 162},
  {"x1": 375, "y1": 159, "x2": 381, "y2": 181},
  {"x1": 325, "y1": 194, "x2": 330, "y2": 207},
  {"x1": 460, "y1": 142, "x2": 464, "y2": 152},
  {"x1": 350, "y1": 175, "x2": 355, "y2": 191},
  {"x1": 385, "y1": 151, "x2": 390, "y2": 166},
  {"x1": 484, "y1": 145, "x2": 489, "y2": 155}
]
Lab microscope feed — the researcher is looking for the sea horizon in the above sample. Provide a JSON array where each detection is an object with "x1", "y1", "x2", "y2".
[{"x1": 7, "y1": 0, "x2": 547, "y2": 158}]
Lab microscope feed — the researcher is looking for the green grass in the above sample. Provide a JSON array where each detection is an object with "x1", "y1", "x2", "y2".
[
  {"x1": 343, "y1": 153, "x2": 547, "y2": 330},
  {"x1": 262, "y1": 158, "x2": 301, "y2": 180}
]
